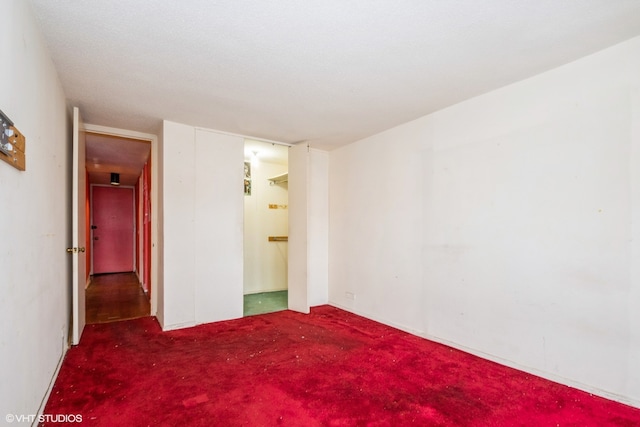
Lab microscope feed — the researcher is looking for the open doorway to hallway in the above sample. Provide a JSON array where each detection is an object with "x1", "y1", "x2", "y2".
[
  {"x1": 84, "y1": 132, "x2": 152, "y2": 323},
  {"x1": 243, "y1": 139, "x2": 289, "y2": 316}
]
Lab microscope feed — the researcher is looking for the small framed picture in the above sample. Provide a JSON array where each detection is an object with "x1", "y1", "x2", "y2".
[{"x1": 244, "y1": 162, "x2": 251, "y2": 196}]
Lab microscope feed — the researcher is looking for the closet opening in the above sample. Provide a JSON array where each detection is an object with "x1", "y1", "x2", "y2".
[{"x1": 243, "y1": 139, "x2": 289, "y2": 316}]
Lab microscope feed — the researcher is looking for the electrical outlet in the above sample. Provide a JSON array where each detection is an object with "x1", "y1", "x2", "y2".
[{"x1": 345, "y1": 292, "x2": 355, "y2": 300}]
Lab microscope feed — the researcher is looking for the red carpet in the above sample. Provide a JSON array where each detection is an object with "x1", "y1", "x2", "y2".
[{"x1": 42, "y1": 306, "x2": 640, "y2": 426}]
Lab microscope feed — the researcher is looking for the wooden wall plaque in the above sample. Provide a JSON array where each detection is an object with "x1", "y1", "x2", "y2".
[{"x1": 0, "y1": 125, "x2": 26, "y2": 171}]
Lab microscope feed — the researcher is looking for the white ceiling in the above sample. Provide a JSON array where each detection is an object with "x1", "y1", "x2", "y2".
[{"x1": 28, "y1": 0, "x2": 640, "y2": 151}]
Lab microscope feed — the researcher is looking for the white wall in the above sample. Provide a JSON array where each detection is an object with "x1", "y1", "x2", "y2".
[
  {"x1": 329, "y1": 120, "x2": 426, "y2": 328},
  {"x1": 329, "y1": 36, "x2": 640, "y2": 406},
  {"x1": 160, "y1": 121, "x2": 196, "y2": 328},
  {"x1": 0, "y1": 0, "x2": 70, "y2": 417},
  {"x1": 243, "y1": 159, "x2": 288, "y2": 294},
  {"x1": 160, "y1": 122, "x2": 244, "y2": 329}
]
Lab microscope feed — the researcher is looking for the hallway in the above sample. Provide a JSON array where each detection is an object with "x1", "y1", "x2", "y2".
[{"x1": 85, "y1": 273, "x2": 150, "y2": 324}]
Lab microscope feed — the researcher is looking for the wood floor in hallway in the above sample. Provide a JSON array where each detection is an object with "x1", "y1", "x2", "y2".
[{"x1": 85, "y1": 272, "x2": 150, "y2": 324}]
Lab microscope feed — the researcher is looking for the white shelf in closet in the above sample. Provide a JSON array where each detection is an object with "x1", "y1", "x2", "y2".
[{"x1": 267, "y1": 172, "x2": 288, "y2": 184}]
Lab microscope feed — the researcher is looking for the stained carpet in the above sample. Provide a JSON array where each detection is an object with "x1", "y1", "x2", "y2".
[{"x1": 42, "y1": 306, "x2": 640, "y2": 426}]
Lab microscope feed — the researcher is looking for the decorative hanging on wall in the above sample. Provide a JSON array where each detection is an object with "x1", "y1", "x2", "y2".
[
  {"x1": 0, "y1": 109, "x2": 26, "y2": 171},
  {"x1": 244, "y1": 161, "x2": 251, "y2": 196}
]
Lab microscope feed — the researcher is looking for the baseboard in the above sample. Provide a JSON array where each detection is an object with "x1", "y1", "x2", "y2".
[
  {"x1": 161, "y1": 320, "x2": 196, "y2": 332},
  {"x1": 327, "y1": 301, "x2": 424, "y2": 337},
  {"x1": 326, "y1": 301, "x2": 640, "y2": 409},
  {"x1": 35, "y1": 342, "x2": 68, "y2": 422},
  {"x1": 420, "y1": 333, "x2": 640, "y2": 409}
]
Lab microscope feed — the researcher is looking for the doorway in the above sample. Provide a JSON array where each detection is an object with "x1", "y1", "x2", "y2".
[
  {"x1": 243, "y1": 139, "x2": 289, "y2": 316},
  {"x1": 84, "y1": 131, "x2": 152, "y2": 324}
]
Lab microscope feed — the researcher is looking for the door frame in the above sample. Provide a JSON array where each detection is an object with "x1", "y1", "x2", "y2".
[{"x1": 83, "y1": 124, "x2": 159, "y2": 316}]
